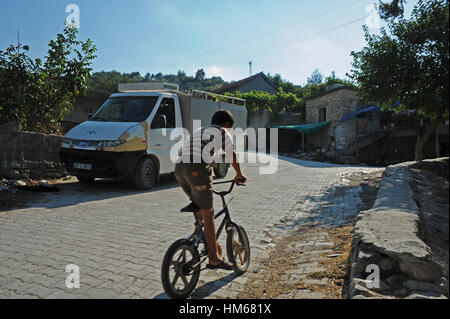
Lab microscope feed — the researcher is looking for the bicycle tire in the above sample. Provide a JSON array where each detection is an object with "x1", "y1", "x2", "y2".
[
  {"x1": 226, "y1": 225, "x2": 251, "y2": 275},
  {"x1": 161, "y1": 238, "x2": 200, "y2": 299}
]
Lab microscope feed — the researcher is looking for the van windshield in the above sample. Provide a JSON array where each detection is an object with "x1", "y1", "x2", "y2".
[{"x1": 91, "y1": 96, "x2": 159, "y2": 122}]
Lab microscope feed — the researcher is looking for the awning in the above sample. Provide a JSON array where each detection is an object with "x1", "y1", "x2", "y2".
[
  {"x1": 341, "y1": 105, "x2": 381, "y2": 121},
  {"x1": 270, "y1": 121, "x2": 330, "y2": 135}
]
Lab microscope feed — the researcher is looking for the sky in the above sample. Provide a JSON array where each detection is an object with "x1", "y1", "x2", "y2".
[{"x1": 0, "y1": 0, "x2": 416, "y2": 85}]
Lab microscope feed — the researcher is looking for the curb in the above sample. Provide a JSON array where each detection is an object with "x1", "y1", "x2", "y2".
[{"x1": 348, "y1": 159, "x2": 448, "y2": 299}]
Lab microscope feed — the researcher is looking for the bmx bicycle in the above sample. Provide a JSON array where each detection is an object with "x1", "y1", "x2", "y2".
[{"x1": 161, "y1": 179, "x2": 250, "y2": 299}]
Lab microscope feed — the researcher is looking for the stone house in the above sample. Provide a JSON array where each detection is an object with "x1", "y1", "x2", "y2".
[
  {"x1": 304, "y1": 84, "x2": 449, "y2": 163},
  {"x1": 213, "y1": 72, "x2": 277, "y2": 95},
  {"x1": 304, "y1": 84, "x2": 381, "y2": 156}
]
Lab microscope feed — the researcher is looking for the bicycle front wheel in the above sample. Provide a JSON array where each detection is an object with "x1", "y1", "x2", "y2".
[
  {"x1": 226, "y1": 224, "x2": 251, "y2": 275},
  {"x1": 161, "y1": 239, "x2": 200, "y2": 299}
]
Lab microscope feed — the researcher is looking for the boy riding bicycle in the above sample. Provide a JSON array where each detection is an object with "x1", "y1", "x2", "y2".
[{"x1": 174, "y1": 109, "x2": 246, "y2": 270}]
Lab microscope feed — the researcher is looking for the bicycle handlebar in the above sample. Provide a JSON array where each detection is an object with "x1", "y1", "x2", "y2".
[{"x1": 212, "y1": 178, "x2": 246, "y2": 196}]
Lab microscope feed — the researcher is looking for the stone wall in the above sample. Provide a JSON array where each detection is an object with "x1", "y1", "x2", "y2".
[
  {"x1": 247, "y1": 110, "x2": 303, "y2": 152},
  {"x1": 359, "y1": 126, "x2": 450, "y2": 165},
  {"x1": 305, "y1": 87, "x2": 360, "y2": 153},
  {"x1": 349, "y1": 159, "x2": 449, "y2": 299},
  {"x1": 305, "y1": 87, "x2": 359, "y2": 124},
  {"x1": 0, "y1": 123, "x2": 66, "y2": 179}
]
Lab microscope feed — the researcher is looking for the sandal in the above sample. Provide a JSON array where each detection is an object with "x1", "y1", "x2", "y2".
[{"x1": 206, "y1": 259, "x2": 233, "y2": 271}]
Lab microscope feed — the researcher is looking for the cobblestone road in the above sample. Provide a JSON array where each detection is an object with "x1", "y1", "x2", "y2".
[{"x1": 0, "y1": 155, "x2": 378, "y2": 298}]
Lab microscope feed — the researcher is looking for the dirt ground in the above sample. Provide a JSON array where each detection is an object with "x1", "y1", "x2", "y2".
[
  {"x1": 237, "y1": 170, "x2": 383, "y2": 299},
  {"x1": 0, "y1": 176, "x2": 72, "y2": 211}
]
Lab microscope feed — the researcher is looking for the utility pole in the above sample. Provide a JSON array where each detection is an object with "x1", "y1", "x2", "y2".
[{"x1": 249, "y1": 61, "x2": 253, "y2": 77}]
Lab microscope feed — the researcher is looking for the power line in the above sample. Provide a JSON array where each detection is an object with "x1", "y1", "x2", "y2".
[
  {"x1": 163, "y1": 0, "x2": 365, "y2": 68},
  {"x1": 213, "y1": 15, "x2": 368, "y2": 67}
]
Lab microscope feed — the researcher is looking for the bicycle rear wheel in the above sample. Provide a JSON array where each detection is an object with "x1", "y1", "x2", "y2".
[
  {"x1": 226, "y1": 225, "x2": 250, "y2": 275},
  {"x1": 161, "y1": 239, "x2": 200, "y2": 299}
]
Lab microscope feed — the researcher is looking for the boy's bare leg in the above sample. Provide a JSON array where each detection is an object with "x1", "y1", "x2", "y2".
[{"x1": 198, "y1": 208, "x2": 221, "y2": 265}]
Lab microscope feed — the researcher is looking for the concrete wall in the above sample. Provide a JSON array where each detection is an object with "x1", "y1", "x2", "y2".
[{"x1": 0, "y1": 123, "x2": 66, "y2": 179}]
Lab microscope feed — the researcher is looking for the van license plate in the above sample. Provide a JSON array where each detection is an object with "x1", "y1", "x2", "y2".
[{"x1": 73, "y1": 163, "x2": 92, "y2": 170}]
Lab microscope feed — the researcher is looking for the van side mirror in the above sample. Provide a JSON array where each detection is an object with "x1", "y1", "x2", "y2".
[{"x1": 151, "y1": 114, "x2": 167, "y2": 129}]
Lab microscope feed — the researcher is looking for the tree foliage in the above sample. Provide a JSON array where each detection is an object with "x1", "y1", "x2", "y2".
[
  {"x1": 88, "y1": 69, "x2": 227, "y2": 93},
  {"x1": 379, "y1": 0, "x2": 408, "y2": 19},
  {"x1": 307, "y1": 68, "x2": 324, "y2": 85},
  {"x1": 349, "y1": 0, "x2": 449, "y2": 159},
  {"x1": 225, "y1": 88, "x2": 303, "y2": 114},
  {"x1": 0, "y1": 25, "x2": 97, "y2": 133}
]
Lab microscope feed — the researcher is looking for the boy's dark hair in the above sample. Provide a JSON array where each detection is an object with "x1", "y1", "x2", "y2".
[{"x1": 211, "y1": 109, "x2": 235, "y2": 127}]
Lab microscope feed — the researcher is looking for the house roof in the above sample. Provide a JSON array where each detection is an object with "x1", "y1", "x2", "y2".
[
  {"x1": 213, "y1": 72, "x2": 277, "y2": 94},
  {"x1": 304, "y1": 84, "x2": 357, "y2": 101}
]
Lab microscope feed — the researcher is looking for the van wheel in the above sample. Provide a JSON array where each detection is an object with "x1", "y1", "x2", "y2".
[
  {"x1": 133, "y1": 158, "x2": 157, "y2": 190},
  {"x1": 213, "y1": 163, "x2": 229, "y2": 178},
  {"x1": 76, "y1": 174, "x2": 95, "y2": 183}
]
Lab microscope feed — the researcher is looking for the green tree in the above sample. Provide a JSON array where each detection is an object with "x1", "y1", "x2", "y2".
[
  {"x1": 306, "y1": 68, "x2": 324, "y2": 85},
  {"x1": 379, "y1": 0, "x2": 408, "y2": 19},
  {"x1": 274, "y1": 88, "x2": 303, "y2": 113},
  {"x1": 349, "y1": 0, "x2": 449, "y2": 160},
  {"x1": 195, "y1": 68, "x2": 206, "y2": 82},
  {"x1": 0, "y1": 24, "x2": 97, "y2": 133}
]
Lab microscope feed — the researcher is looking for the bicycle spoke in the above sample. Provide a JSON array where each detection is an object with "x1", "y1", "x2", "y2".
[
  {"x1": 171, "y1": 271, "x2": 180, "y2": 287},
  {"x1": 180, "y1": 273, "x2": 190, "y2": 287},
  {"x1": 181, "y1": 248, "x2": 187, "y2": 263},
  {"x1": 233, "y1": 240, "x2": 244, "y2": 264}
]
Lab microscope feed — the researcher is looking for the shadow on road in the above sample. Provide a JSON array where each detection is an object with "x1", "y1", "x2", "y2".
[
  {"x1": 7, "y1": 173, "x2": 232, "y2": 211},
  {"x1": 152, "y1": 272, "x2": 239, "y2": 299},
  {"x1": 7, "y1": 173, "x2": 179, "y2": 211}
]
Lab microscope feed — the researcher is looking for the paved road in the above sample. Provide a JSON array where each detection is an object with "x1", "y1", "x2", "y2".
[{"x1": 0, "y1": 155, "x2": 377, "y2": 298}]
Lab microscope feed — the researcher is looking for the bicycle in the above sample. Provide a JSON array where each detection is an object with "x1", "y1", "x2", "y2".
[{"x1": 161, "y1": 179, "x2": 250, "y2": 299}]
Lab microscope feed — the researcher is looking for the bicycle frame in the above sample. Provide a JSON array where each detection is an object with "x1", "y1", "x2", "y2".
[{"x1": 188, "y1": 179, "x2": 242, "y2": 256}]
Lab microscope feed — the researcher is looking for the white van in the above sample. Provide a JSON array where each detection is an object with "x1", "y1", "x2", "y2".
[{"x1": 59, "y1": 82, "x2": 247, "y2": 189}]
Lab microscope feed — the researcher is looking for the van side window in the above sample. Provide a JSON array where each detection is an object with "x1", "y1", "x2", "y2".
[{"x1": 153, "y1": 98, "x2": 176, "y2": 128}]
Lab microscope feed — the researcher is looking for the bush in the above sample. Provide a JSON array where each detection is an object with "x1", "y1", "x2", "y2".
[{"x1": 0, "y1": 24, "x2": 97, "y2": 133}]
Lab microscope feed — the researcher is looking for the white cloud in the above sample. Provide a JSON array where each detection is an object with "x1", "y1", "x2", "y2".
[{"x1": 204, "y1": 66, "x2": 224, "y2": 78}]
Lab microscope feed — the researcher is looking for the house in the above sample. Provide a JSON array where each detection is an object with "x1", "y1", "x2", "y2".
[
  {"x1": 304, "y1": 84, "x2": 382, "y2": 157},
  {"x1": 213, "y1": 72, "x2": 277, "y2": 95},
  {"x1": 304, "y1": 83, "x2": 449, "y2": 164}
]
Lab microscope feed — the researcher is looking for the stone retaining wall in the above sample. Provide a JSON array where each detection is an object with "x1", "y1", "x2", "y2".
[
  {"x1": 349, "y1": 158, "x2": 449, "y2": 299},
  {"x1": 0, "y1": 123, "x2": 66, "y2": 179}
]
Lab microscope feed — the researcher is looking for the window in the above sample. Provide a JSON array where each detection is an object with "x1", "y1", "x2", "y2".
[
  {"x1": 152, "y1": 98, "x2": 176, "y2": 128},
  {"x1": 319, "y1": 108, "x2": 326, "y2": 122},
  {"x1": 91, "y1": 96, "x2": 158, "y2": 122}
]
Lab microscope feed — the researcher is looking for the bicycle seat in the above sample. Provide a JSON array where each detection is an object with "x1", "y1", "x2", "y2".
[{"x1": 180, "y1": 202, "x2": 199, "y2": 213}]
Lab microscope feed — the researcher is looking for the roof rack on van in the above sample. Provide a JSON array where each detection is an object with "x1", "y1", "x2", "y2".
[
  {"x1": 189, "y1": 89, "x2": 246, "y2": 106},
  {"x1": 118, "y1": 82, "x2": 179, "y2": 92}
]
